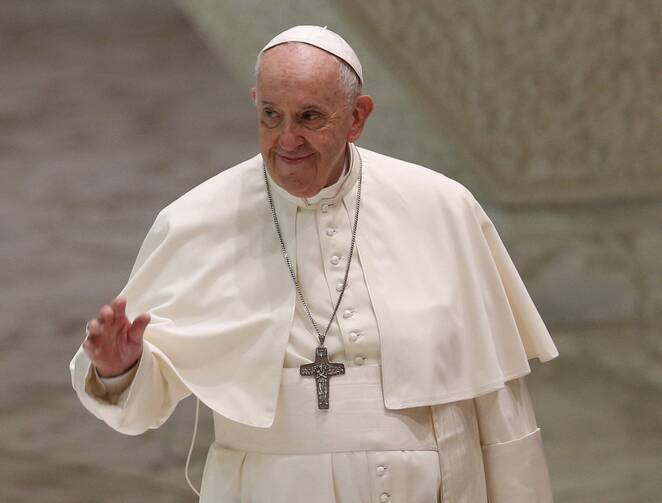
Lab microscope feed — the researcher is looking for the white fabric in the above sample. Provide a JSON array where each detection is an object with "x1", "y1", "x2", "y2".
[
  {"x1": 431, "y1": 398, "x2": 487, "y2": 502},
  {"x1": 73, "y1": 341, "x2": 189, "y2": 435},
  {"x1": 201, "y1": 447, "x2": 441, "y2": 503},
  {"x1": 93, "y1": 365, "x2": 138, "y2": 396},
  {"x1": 431, "y1": 380, "x2": 554, "y2": 502},
  {"x1": 477, "y1": 377, "x2": 553, "y2": 501},
  {"x1": 261, "y1": 25, "x2": 363, "y2": 84},
  {"x1": 275, "y1": 144, "x2": 381, "y2": 368},
  {"x1": 95, "y1": 144, "x2": 377, "y2": 382},
  {"x1": 213, "y1": 365, "x2": 436, "y2": 454},
  {"x1": 203, "y1": 365, "x2": 440, "y2": 502},
  {"x1": 72, "y1": 144, "x2": 557, "y2": 429},
  {"x1": 482, "y1": 429, "x2": 554, "y2": 503},
  {"x1": 474, "y1": 376, "x2": 538, "y2": 444},
  {"x1": 71, "y1": 143, "x2": 557, "y2": 501},
  {"x1": 78, "y1": 361, "x2": 551, "y2": 502}
]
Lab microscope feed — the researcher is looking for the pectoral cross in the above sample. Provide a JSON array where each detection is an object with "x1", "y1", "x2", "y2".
[{"x1": 300, "y1": 346, "x2": 345, "y2": 409}]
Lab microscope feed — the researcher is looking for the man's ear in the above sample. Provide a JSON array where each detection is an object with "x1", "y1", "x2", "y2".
[
  {"x1": 347, "y1": 95, "x2": 374, "y2": 143},
  {"x1": 250, "y1": 87, "x2": 257, "y2": 105}
]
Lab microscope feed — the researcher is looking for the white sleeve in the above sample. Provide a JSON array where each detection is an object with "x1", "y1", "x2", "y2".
[
  {"x1": 70, "y1": 339, "x2": 190, "y2": 436},
  {"x1": 474, "y1": 378, "x2": 554, "y2": 502},
  {"x1": 89, "y1": 362, "x2": 139, "y2": 397}
]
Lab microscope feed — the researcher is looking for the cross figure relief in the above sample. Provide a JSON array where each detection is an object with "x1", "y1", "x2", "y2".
[{"x1": 300, "y1": 346, "x2": 345, "y2": 409}]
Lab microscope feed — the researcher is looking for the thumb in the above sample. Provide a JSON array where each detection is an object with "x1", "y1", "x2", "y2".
[{"x1": 128, "y1": 313, "x2": 150, "y2": 345}]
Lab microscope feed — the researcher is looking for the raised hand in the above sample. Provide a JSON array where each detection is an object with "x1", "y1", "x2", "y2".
[{"x1": 83, "y1": 297, "x2": 150, "y2": 378}]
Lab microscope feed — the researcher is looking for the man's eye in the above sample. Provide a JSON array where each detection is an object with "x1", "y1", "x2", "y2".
[
  {"x1": 302, "y1": 111, "x2": 321, "y2": 121},
  {"x1": 262, "y1": 109, "x2": 281, "y2": 127}
]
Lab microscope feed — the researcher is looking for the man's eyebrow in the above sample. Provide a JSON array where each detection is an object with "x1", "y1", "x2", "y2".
[{"x1": 259, "y1": 100, "x2": 327, "y2": 111}]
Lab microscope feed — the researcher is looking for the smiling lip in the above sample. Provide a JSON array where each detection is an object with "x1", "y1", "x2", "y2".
[{"x1": 277, "y1": 153, "x2": 313, "y2": 164}]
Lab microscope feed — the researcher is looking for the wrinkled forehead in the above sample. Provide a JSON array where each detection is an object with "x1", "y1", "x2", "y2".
[{"x1": 256, "y1": 45, "x2": 346, "y2": 105}]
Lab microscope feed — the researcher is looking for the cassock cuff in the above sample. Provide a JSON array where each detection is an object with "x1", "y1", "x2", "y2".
[
  {"x1": 85, "y1": 356, "x2": 141, "y2": 403},
  {"x1": 482, "y1": 428, "x2": 554, "y2": 503}
]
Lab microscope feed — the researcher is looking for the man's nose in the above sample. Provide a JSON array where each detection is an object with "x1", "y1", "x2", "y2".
[{"x1": 278, "y1": 119, "x2": 304, "y2": 151}]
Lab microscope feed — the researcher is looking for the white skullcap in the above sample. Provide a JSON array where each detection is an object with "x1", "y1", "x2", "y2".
[{"x1": 260, "y1": 25, "x2": 363, "y2": 84}]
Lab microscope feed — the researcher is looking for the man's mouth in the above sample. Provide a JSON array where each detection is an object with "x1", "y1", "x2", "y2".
[{"x1": 277, "y1": 153, "x2": 314, "y2": 164}]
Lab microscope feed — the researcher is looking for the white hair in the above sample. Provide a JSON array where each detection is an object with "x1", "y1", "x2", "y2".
[{"x1": 255, "y1": 42, "x2": 362, "y2": 105}]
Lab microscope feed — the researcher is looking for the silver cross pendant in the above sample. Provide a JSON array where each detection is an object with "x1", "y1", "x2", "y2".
[{"x1": 300, "y1": 346, "x2": 345, "y2": 409}]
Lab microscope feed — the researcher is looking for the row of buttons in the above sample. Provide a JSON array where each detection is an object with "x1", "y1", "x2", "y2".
[
  {"x1": 343, "y1": 307, "x2": 367, "y2": 364},
  {"x1": 322, "y1": 216, "x2": 368, "y2": 367},
  {"x1": 377, "y1": 465, "x2": 389, "y2": 502},
  {"x1": 375, "y1": 465, "x2": 391, "y2": 503}
]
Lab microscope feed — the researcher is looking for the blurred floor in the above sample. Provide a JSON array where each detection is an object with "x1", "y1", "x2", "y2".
[{"x1": 0, "y1": 1, "x2": 659, "y2": 502}]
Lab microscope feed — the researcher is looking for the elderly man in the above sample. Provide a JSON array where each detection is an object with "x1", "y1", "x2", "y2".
[{"x1": 71, "y1": 26, "x2": 558, "y2": 502}]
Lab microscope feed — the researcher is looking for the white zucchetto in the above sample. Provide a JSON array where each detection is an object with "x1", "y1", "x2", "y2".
[{"x1": 260, "y1": 25, "x2": 364, "y2": 84}]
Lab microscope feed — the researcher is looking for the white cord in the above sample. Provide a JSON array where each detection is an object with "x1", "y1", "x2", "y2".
[{"x1": 185, "y1": 397, "x2": 201, "y2": 497}]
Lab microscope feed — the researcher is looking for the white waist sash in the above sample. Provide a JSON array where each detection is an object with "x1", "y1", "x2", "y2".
[{"x1": 213, "y1": 365, "x2": 438, "y2": 454}]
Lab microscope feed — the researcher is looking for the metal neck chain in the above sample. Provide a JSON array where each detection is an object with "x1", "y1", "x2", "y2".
[{"x1": 263, "y1": 152, "x2": 362, "y2": 347}]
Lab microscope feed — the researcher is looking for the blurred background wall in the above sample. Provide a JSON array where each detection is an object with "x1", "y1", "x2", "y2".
[{"x1": 1, "y1": 1, "x2": 660, "y2": 502}]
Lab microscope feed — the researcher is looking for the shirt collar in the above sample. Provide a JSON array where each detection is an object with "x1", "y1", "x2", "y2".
[{"x1": 266, "y1": 143, "x2": 360, "y2": 210}]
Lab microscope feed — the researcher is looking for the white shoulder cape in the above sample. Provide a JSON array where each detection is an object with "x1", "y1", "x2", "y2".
[{"x1": 106, "y1": 146, "x2": 558, "y2": 427}]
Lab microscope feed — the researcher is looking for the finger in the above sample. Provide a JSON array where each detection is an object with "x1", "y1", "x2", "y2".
[
  {"x1": 96, "y1": 305, "x2": 114, "y2": 326},
  {"x1": 95, "y1": 304, "x2": 108, "y2": 321},
  {"x1": 128, "y1": 313, "x2": 150, "y2": 345},
  {"x1": 111, "y1": 297, "x2": 127, "y2": 327},
  {"x1": 86, "y1": 319, "x2": 104, "y2": 336},
  {"x1": 82, "y1": 336, "x2": 101, "y2": 358},
  {"x1": 117, "y1": 317, "x2": 132, "y2": 346}
]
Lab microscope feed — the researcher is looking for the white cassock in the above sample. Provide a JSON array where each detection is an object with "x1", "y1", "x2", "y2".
[{"x1": 71, "y1": 144, "x2": 558, "y2": 502}]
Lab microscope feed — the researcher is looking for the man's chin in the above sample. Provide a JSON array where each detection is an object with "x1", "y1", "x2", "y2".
[
  {"x1": 275, "y1": 178, "x2": 320, "y2": 198},
  {"x1": 267, "y1": 164, "x2": 318, "y2": 197}
]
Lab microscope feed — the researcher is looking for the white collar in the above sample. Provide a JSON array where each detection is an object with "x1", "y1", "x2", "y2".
[{"x1": 266, "y1": 143, "x2": 360, "y2": 210}]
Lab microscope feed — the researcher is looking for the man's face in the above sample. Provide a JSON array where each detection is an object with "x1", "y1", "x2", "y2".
[{"x1": 252, "y1": 43, "x2": 371, "y2": 198}]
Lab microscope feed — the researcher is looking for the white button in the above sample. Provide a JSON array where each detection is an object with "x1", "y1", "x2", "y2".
[
  {"x1": 335, "y1": 281, "x2": 346, "y2": 292},
  {"x1": 349, "y1": 331, "x2": 359, "y2": 342},
  {"x1": 326, "y1": 228, "x2": 336, "y2": 236},
  {"x1": 376, "y1": 465, "x2": 386, "y2": 477},
  {"x1": 329, "y1": 255, "x2": 340, "y2": 265},
  {"x1": 343, "y1": 309, "x2": 354, "y2": 319},
  {"x1": 321, "y1": 204, "x2": 330, "y2": 213},
  {"x1": 354, "y1": 355, "x2": 366, "y2": 366},
  {"x1": 380, "y1": 493, "x2": 390, "y2": 503}
]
